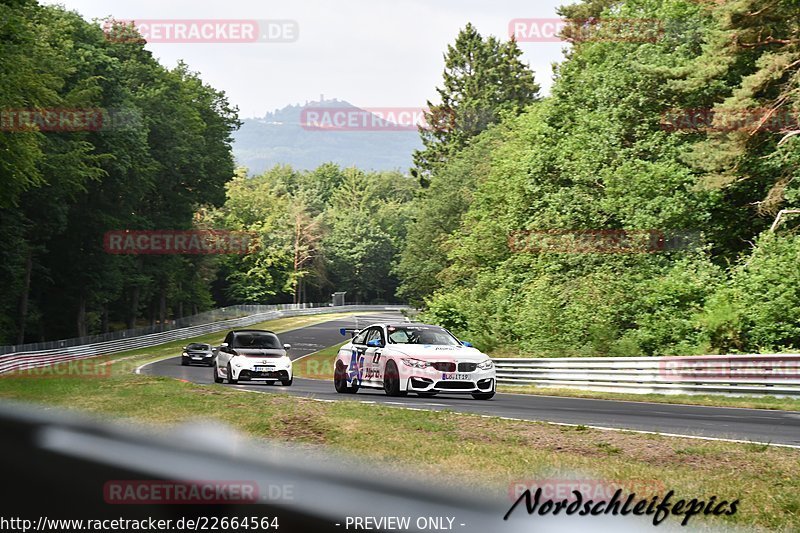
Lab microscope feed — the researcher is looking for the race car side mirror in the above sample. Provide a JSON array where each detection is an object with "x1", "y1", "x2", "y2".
[
  {"x1": 283, "y1": 344, "x2": 291, "y2": 351},
  {"x1": 460, "y1": 340, "x2": 473, "y2": 347},
  {"x1": 366, "y1": 339, "x2": 383, "y2": 348}
]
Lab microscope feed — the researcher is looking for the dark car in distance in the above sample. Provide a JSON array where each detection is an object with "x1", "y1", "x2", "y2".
[{"x1": 181, "y1": 342, "x2": 214, "y2": 367}]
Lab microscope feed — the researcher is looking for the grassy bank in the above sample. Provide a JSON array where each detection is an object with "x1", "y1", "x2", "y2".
[
  {"x1": 497, "y1": 385, "x2": 800, "y2": 412},
  {"x1": 0, "y1": 369, "x2": 797, "y2": 531},
  {"x1": 1, "y1": 311, "x2": 798, "y2": 530}
]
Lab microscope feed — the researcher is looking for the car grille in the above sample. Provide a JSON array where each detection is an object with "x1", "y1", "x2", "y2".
[
  {"x1": 432, "y1": 362, "x2": 456, "y2": 372},
  {"x1": 435, "y1": 381, "x2": 474, "y2": 390},
  {"x1": 458, "y1": 362, "x2": 477, "y2": 372}
]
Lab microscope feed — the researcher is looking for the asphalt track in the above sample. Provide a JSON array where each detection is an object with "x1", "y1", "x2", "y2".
[{"x1": 141, "y1": 311, "x2": 800, "y2": 447}]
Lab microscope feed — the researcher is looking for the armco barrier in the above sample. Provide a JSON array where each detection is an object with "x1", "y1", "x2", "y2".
[
  {"x1": 0, "y1": 305, "x2": 407, "y2": 375},
  {"x1": 494, "y1": 354, "x2": 800, "y2": 397}
]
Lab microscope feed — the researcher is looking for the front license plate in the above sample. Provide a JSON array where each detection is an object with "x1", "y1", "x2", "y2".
[
  {"x1": 255, "y1": 366, "x2": 273, "y2": 372},
  {"x1": 442, "y1": 373, "x2": 470, "y2": 380},
  {"x1": 192, "y1": 356, "x2": 202, "y2": 360}
]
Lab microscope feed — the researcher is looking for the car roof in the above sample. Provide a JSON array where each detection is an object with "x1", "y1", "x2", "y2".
[
  {"x1": 231, "y1": 329, "x2": 277, "y2": 335},
  {"x1": 363, "y1": 322, "x2": 443, "y2": 329}
]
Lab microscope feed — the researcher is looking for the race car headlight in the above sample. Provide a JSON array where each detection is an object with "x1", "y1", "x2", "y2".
[
  {"x1": 182, "y1": 352, "x2": 187, "y2": 357},
  {"x1": 401, "y1": 358, "x2": 430, "y2": 369},
  {"x1": 477, "y1": 359, "x2": 494, "y2": 370}
]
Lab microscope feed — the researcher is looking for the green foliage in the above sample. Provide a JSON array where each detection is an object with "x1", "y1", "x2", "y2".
[
  {"x1": 412, "y1": 23, "x2": 539, "y2": 183},
  {"x1": 210, "y1": 165, "x2": 417, "y2": 305},
  {"x1": 0, "y1": 5, "x2": 238, "y2": 342},
  {"x1": 408, "y1": 0, "x2": 800, "y2": 356}
]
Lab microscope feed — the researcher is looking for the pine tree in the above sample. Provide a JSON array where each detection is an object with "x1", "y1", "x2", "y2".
[{"x1": 412, "y1": 24, "x2": 539, "y2": 185}]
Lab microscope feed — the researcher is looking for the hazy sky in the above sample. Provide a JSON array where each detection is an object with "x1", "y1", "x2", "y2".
[{"x1": 43, "y1": 0, "x2": 569, "y2": 118}]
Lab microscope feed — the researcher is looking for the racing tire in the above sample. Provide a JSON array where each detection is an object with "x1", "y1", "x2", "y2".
[
  {"x1": 472, "y1": 391, "x2": 495, "y2": 400},
  {"x1": 281, "y1": 377, "x2": 293, "y2": 386},
  {"x1": 213, "y1": 363, "x2": 223, "y2": 383},
  {"x1": 383, "y1": 360, "x2": 407, "y2": 397},
  {"x1": 334, "y1": 361, "x2": 358, "y2": 394},
  {"x1": 227, "y1": 363, "x2": 238, "y2": 384},
  {"x1": 181, "y1": 358, "x2": 188, "y2": 366}
]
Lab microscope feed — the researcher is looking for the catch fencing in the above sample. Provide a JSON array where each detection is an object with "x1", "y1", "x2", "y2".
[{"x1": 0, "y1": 304, "x2": 405, "y2": 375}]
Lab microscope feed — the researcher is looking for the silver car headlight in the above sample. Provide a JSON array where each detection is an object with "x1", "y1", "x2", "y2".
[
  {"x1": 477, "y1": 359, "x2": 494, "y2": 370},
  {"x1": 401, "y1": 358, "x2": 430, "y2": 369}
]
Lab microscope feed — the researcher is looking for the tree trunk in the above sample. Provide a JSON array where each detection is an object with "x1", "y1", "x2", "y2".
[
  {"x1": 159, "y1": 286, "x2": 167, "y2": 331},
  {"x1": 16, "y1": 248, "x2": 33, "y2": 344},
  {"x1": 101, "y1": 304, "x2": 109, "y2": 334},
  {"x1": 76, "y1": 294, "x2": 87, "y2": 338},
  {"x1": 127, "y1": 287, "x2": 140, "y2": 329}
]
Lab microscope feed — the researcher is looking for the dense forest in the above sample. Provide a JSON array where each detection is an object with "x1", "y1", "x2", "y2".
[
  {"x1": 403, "y1": 0, "x2": 800, "y2": 356},
  {"x1": 2, "y1": 0, "x2": 799, "y2": 358},
  {"x1": 0, "y1": 0, "x2": 240, "y2": 343}
]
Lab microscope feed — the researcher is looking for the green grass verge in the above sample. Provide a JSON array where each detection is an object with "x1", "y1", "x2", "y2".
[
  {"x1": 292, "y1": 341, "x2": 347, "y2": 380},
  {"x1": 101, "y1": 311, "x2": 363, "y2": 375},
  {"x1": 498, "y1": 384, "x2": 800, "y2": 412},
  {"x1": 2, "y1": 312, "x2": 799, "y2": 531},
  {"x1": 0, "y1": 371, "x2": 797, "y2": 531}
]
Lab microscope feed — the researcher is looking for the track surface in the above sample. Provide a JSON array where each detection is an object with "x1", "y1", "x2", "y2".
[{"x1": 142, "y1": 311, "x2": 800, "y2": 446}]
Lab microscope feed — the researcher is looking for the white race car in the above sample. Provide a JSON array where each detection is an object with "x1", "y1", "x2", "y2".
[
  {"x1": 333, "y1": 323, "x2": 495, "y2": 399},
  {"x1": 213, "y1": 329, "x2": 293, "y2": 386}
]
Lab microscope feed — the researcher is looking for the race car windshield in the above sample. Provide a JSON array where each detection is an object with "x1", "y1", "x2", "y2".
[
  {"x1": 387, "y1": 326, "x2": 461, "y2": 346},
  {"x1": 187, "y1": 343, "x2": 210, "y2": 350},
  {"x1": 232, "y1": 333, "x2": 281, "y2": 349}
]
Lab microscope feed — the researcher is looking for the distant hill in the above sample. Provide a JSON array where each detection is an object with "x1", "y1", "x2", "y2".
[{"x1": 232, "y1": 98, "x2": 423, "y2": 174}]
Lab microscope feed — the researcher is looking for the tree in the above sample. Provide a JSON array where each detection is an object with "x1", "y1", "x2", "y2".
[{"x1": 412, "y1": 23, "x2": 540, "y2": 185}]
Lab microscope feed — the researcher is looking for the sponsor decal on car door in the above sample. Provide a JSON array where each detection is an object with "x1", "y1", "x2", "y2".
[{"x1": 363, "y1": 327, "x2": 385, "y2": 383}]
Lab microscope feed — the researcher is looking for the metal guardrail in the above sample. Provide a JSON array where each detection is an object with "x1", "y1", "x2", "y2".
[
  {"x1": 494, "y1": 354, "x2": 800, "y2": 396},
  {"x1": 0, "y1": 305, "x2": 407, "y2": 375},
  {"x1": 0, "y1": 303, "x2": 332, "y2": 355}
]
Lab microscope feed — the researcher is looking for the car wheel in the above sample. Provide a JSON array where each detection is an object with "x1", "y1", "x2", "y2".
[
  {"x1": 181, "y1": 358, "x2": 188, "y2": 366},
  {"x1": 213, "y1": 363, "x2": 223, "y2": 383},
  {"x1": 417, "y1": 392, "x2": 438, "y2": 398},
  {"x1": 334, "y1": 361, "x2": 357, "y2": 394},
  {"x1": 472, "y1": 391, "x2": 495, "y2": 400},
  {"x1": 227, "y1": 363, "x2": 238, "y2": 384},
  {"x1": 281, "y1": 378, "x2": 293, "y2": 386},
  {"x1": 383, "y1": 360, "x2": 407, "y2": 397}
]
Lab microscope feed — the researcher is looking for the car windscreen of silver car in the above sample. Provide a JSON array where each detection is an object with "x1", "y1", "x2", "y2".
[{"x1": 233, "y1": 333, "x2": 281, "y2": 349}]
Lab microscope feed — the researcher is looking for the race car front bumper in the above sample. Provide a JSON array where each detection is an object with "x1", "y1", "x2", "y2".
[
  {"x1": 230, "y1": 356, "x2": 293, "y2": 381},
  {"x1": 403, "y1": 366, "x2": 496, "y2": 394}
]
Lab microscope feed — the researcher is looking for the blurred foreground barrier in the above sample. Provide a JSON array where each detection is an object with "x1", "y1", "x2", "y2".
[
  {"x1": 494, "y1": 354, "x2": 800, "y2": 397},
  {"x1": 0, "y1": 305, "x2": 407, "y2": 375}
]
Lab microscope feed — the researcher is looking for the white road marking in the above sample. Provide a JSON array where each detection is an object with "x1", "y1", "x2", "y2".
[{"x1": 217, "y1": 383, "x2": 800, "y2": 449}]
